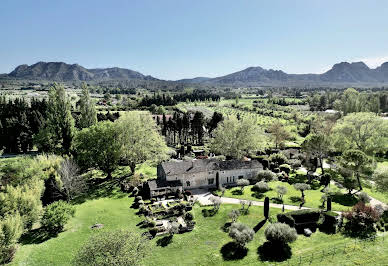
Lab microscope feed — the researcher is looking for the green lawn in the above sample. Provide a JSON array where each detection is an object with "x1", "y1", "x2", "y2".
[
  {"x1": 218, "y1": 181, "x2": 356, "y2": 212},
  {"x1": 11, "y1": 185, "x2": 388, "y2": 266}
]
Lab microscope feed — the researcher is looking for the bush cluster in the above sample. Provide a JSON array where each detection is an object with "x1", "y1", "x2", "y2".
[{"x1": 41, "y1": 201, "x2": 75, "y2": 234}]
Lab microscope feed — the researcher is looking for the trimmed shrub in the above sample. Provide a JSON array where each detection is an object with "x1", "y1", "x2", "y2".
[
  {"x1": 358, "y1": 192, "x2": 370, "y2": 204},
  {"x1": 318, "y1": 211, "x2": 339, "y2": 233},
  {"x1": 72, "y1": 229, "x2": 150, "y2": 266},
  {"x1": 277, "y1": 209, "x2": 321, "y2": 233},
  {"x1": 269, "y1": 153, "x2": 288, "y2": 167},
  {"x1": 184, "y1": 212, "x2": 194, "y2": 221},
  {"x1": 264, "y1": 197, "x2": 270, "y2": 219},
  {"x1": 265, "y1": 223, "x2": 297, "y2": 245},
  {"x1": 228, "y1": 223, "x2": 255, "y2": 247},
  {"x1": 253, "y1": 181, "x2": 269, "y2": 192},
  {"x1": 257, "y1": 170, "x2": 276, "y2": 182},
  {"x1": 277, "y1": 213, "x2": 295, "y2": 227},
  {"x1": 41, "y1": 201, "x2": 75, "y2": 234},
  {"x1": 279, "y1": 164, "x2": 291, "y2": 174}
]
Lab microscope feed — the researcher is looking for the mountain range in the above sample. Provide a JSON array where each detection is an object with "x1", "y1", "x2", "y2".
[{"x1": 3, "y1": 61, "x2": 388, "y2": 86}]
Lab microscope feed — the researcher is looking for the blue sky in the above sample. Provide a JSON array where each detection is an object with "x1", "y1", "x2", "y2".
[{"x1": 1, "y1": 0, "x2": 388, "y2": 80}]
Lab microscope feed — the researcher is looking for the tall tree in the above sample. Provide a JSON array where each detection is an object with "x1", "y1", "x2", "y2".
[
  {"x1": 73, "y1": 121, "x2": 121, "y2": 179},
  {"x1": 268, "y1": 120, "x2": 291, "y2": 149},
  {"x1": 301, "y1": 134, "x2": 330, "y2": 174},
  {"x1": 331, "y1": 112, "x2": 388, "y2": 155},
  {"x1": 210, "y1": 116, "x2": 267, "y2": 159},
  {"x1": 35, "y1": 83, "x2": 75, "y2": 154},
  {"x1": 117, "y1": 113, "x2": 169, "y2": 174},
  {"x1": 78, "y1": 82, "x2": 97, "y2": 129},
  {"x1": 340, "y1": 149, "x2": 370, "y2": 191}
]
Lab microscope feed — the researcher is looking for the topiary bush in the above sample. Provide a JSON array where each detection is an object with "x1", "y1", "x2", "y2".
[
  {"x1": 318, "y1": 211, "x2": 339, "y2": 233},
  {"x1": 228, "y1": 223, "x2": 255, "y2": 247},
  {"x1": 41, "y1": 201, "x2": 75, "y2": 234},
  {"x1": 265, "y1": 223, "x2": 297, "y2": 245},
  {"x1": 279, "y1": 164, "x2": 291, "y2": 174},
  {"x1": 184, "y1": 212, "x2": 194, "y2": 221},
  {"x1": 257, "y1": 170, "x2": 276, "y2": 182},
  {"x1": 269, "y1": 153, "x2": 288, "y2": 168},
  {"x1": 253, "y1": 181, "x2": 269, "y2": 192}
]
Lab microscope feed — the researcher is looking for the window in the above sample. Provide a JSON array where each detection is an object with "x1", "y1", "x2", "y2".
[
  {"x1": 208, "y1": 178, "x2": 214, "y2": 185},
  {"x1": 238, "y1": 175, "x2": 243, "y2": 179},
  {"x1": 186, "y1": 181, "x2": 191, "y2": 187}
]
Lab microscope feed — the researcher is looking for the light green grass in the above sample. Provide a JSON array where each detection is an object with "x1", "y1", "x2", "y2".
[
  {"x1": 219, "y1": 181, "x2": 355, "y2": 211},
  {"x1": 11, "y1": 189, "x2": 388, "y2": 265}
]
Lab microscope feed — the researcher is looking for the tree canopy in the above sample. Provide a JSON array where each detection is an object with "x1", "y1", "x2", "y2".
[
  {"x1": 116, "y1": 112, "x2": 169, "y2": 173},
  {"x1": 209, "y1": 116, "x2": 267, "y2": 159},
  {"x1": 331, "y1": 112, "x2": 388, "y2": 155}
]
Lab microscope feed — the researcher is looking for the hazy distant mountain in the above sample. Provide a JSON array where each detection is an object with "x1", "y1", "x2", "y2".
[
  {"x1": 197, "y1": 61, "x2": 388, "y2": 86},
  {"x1": 176, "y1": 77, "x2": 212, "y2": 83},
  {"x1": 4, "y1": 60, "x2": 388, "y2": 86},
  {"x1": 7, "y1": 62, "x2": 158, "y2": 82}
]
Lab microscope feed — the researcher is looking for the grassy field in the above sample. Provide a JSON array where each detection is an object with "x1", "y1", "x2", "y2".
[
  {"x1": 217, "y1": 181, "x2": 356, "y2": 212},
  {"x1": 11, "y1": 186, "x2": 388, "y2": 266}
]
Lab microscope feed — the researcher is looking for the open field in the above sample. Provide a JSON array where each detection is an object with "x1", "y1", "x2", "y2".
[{"x1": 10, "y1": 186, "x2": 388, "y2": 266}]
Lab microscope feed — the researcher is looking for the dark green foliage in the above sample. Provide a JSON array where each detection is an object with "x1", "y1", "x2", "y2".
[
  {"x1": 0, "y1": 97, "x2": 47, "y2": 153},
  {"x1": 41, "y1": 201, "x2": 75, "y2": 234},
  {"x1": 277, "y1": 209, "x2": 321, "y2": 233},
  {"x1": 257, "y1": 170, "x2": 276, "y2": 182},
  {"x1": 279, "y1": 164, "x2": 291, "y2": 174},
  {"x1": 264, "y1": 197, "x2": 269, "y2": 219},
  {"x1": 268, "y1": 153, "x2": 288, "y2": 167},
  {"x1": 320, "y1": 173, "x2": 331, "y2": 187},
  {"x1": 277, "y1": 213, "x2": 295, "y2": 227},
  {"x1": 318, "y1": 211, "x2": 339, "y2": 233}
]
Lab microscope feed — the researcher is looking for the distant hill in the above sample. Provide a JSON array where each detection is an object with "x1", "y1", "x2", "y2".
[
  {"x1": 3, "y1": 60, "x2": 388, "y2": 86},
  {"x1": 198, "y1": 61, "x2": 388, "y2": 86},
  {"x1": 7, "y1": 62, "x2": 158, "y2": 82}
]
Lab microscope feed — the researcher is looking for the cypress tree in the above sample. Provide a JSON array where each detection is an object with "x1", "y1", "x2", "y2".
[{"x1": 264, "y1": 197, "x2": 270, "y2": 219}]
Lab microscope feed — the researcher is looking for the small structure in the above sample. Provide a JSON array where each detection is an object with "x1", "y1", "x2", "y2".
[{"x1": 145, "y1": 158, "x2": 263, "y2": 198}]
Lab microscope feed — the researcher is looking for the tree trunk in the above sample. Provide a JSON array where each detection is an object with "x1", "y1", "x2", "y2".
[
  {"x1": 319, "y1": 157, "x2": 325, "y2": 174},
  {"x1": 130, "y1": 162, "x2": 136, "y2": 175},
  {"x1": 356, "y1": 172, "x2": 363, "y2": 191}
]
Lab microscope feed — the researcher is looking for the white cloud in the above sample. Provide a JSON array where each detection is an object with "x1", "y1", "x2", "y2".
[{"x1": 355, "y1": 56, "x2": 388, "y2": 69}]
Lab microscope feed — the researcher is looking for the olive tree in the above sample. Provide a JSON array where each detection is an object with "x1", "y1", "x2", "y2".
[
  {"x1": 293, "y1": 183, "x2": 311, "y2": 201},
  {"x1": 264, "y1": 223, "x2": 297, "y2": 245},
  {"x1": 228, "y1": 209, "x2": 240, "y2": 223},
  {"x1": 228, "y1": 223, "x2": 255, "y2": 247},
  {"x1": 236, "y1": 179, "x2": 250, "y2": 193}
]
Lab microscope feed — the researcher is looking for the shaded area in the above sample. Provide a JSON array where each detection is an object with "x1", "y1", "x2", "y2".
[
  {"x1": 289, "y1": 196, "x2": 302, "y2": 203},
  {"x1": 221, "y1": 222, "x2": 232, "y2": 232},
  {"x1": 156, "y1": 235, "x2": 173, "y2": 247},
  {"x1": 253, "y1": 219, "x2": 267, "y2": 233},
  {"x1": 231, "y1": 189, "x2": 243, "y2": 195},
  {"x1": 257, "y1": 241, "x2": 292, "y2": 262},
  {"x1": 220, "y1": 242, "x2": 248, "y2": 261},
  {"x1": 251, "y1": 192, "x2": 265, "y2": 199},
  {"x1": 19, "y1": 228, "x2": 58, "y2": 245},
  {"x1": 202, "y1": 208, "x2": 218, "y2": 217},
  {"x1": 270, "y1": 197, "x2": 283, "y2": 204},
  {"x1": 331, "y1": 193, "x2": 358, "y2": 206}
]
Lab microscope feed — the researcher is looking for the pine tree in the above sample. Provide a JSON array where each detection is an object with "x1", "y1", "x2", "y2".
[{"x1": 35, "y1": 83, "x2": 75, "y2": 154}]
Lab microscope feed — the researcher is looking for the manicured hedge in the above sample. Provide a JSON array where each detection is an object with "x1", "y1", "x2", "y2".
[{"x1": 277, "y1": 209, "x2": 321, "y2": 233}]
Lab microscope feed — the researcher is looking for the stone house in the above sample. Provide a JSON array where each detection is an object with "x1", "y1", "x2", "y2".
[{"x1": 146, "y1": 158, "x2": 263, "y2": 198}]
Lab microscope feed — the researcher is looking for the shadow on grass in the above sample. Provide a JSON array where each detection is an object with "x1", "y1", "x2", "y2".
[
  {"x1": 222, "y1": 222, "x2": 232, "y2": 232},
  {"x1": 72, "y1": 179, "x2": 127, "y2": 205},
  {"x1": 257, "y1": 241, "x2": 292, "y2": 262},
  {"x1": 202, "y1": 208, "x2": 218, "y2": 217},
  {"x1": 220, "y1": 242, "x2": 248, "y2": 260},
  {"x1": 270, "y1": 197, "x2": 283, "y2": 204},
  {"x1": 253, "y1": 219, "x2": 267, "y2": 233},
  {"x1": 289, "y1": 174, "x2": 307, "y2": 184},
  {"x1": 232, "y1": 189, "x2": 243, "y2": 195},
  {"x1": 331, "y1": 193, "x2": 358, "y2": 206},
  {"x1": 156, "y1": 235, "x2": 173, "y2": 247},
  {"x1": 251, "y1": 192, "x2": 265, "y2": 199},
  {"x1": 289, "y1": 196, "x2": 301, "y2": 203},
  {"x1": 19, "y1": 228, "x2": 58, "y2": 245}
]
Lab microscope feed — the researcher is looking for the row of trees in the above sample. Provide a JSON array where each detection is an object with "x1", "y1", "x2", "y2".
[{"x1": 158, "y1": 111, "x2": 223, "y2": 146}]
